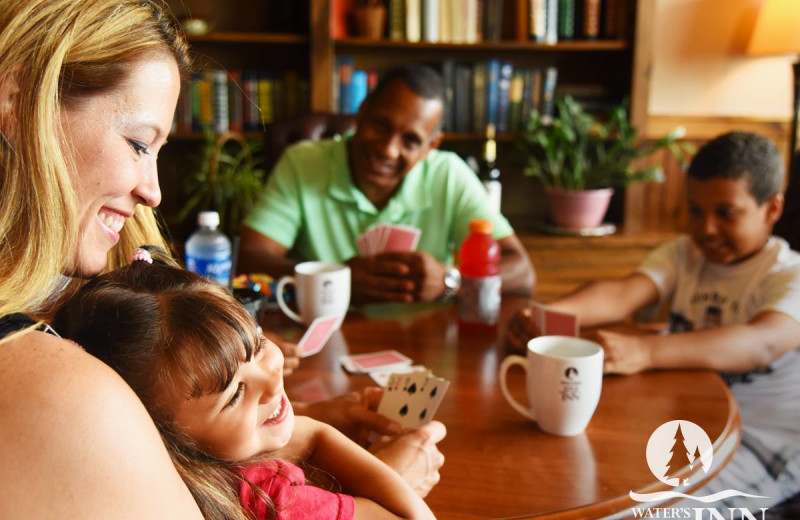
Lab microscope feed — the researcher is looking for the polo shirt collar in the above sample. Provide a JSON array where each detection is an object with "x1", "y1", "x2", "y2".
[{"x1": 328, "y1": 136, "x2": 434, "y2": 219}]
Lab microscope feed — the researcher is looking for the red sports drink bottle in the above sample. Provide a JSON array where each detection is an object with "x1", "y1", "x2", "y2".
[{"x1": 458, "y1": 219, "x2": 501, "y2": 328}]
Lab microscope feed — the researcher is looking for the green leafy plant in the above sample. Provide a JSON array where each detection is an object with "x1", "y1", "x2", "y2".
[
  {"x1": 518, "y1": 95, "x2": 694, "y2": 191},
  {"x1": 177, "y1": 130, "x2": 267, "y2": 238}
]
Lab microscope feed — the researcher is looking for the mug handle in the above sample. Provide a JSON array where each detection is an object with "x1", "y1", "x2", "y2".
[
  {"x1": 276, "y1": 276, "x2": 304, "y2": 324},
  {"x1": 499, "y1": 355, "x2": 536, "y2": 421}
]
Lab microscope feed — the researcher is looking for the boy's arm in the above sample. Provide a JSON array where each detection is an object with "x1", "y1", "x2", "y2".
[
  {"x1": 280, "y1": 416, "x2": 436, "y2": 520},
  {"x1": 508, "y1": 273, "x2": 659, "y2": 350},
  {"x1": 600, "y1": 310, "x2": 800, "y2": 374}
]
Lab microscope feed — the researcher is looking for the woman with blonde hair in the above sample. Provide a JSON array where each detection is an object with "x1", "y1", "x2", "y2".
[{"x1": 0, "y1": 0, "x2": 202, "y2": 517}]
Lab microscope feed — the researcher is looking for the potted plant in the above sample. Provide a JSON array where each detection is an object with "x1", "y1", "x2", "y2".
[
  {"x1": 518, "y1": 95, "x2": 693, "y2": 229},
  {"x1": 177, "y1": 130, "x2": 267, "y2": 239}
]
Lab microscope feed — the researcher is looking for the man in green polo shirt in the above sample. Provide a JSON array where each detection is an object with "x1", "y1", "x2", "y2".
[{"x1": 239, "y1": 64, "x2": 534, "y2": 304}]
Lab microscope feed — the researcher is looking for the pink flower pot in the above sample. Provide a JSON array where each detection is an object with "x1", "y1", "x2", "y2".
[{"x1": 545, "y1": 188, "x2": 614, "y2": 229}]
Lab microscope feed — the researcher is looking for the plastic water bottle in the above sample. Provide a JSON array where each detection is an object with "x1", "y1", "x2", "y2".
[
  {"x1": 185, "y1": 211, "x2": 232, "y2": 286},
  {"x1": 458, "y1": 219, "x2": 501, "y2": 328}
]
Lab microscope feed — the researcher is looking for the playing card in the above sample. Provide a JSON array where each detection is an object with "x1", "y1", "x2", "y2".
[
  {"x1": 297, "y1": 315, "x2": 343, "y2": 357},
  {"x1": 530, "y1": 301, "x2": 579, "y2": 336},
  {"x1": 340, "y1": 349, "x2": 413, "y2": 373},
  {"x1": 383, "y1": 224, "x2": 421, "y2": 252},
  {"x1": 376, "y1": 371, "x2": 450, "y2": 429},
  {"x1": 369, "y1": 364, "x2": 427, "y2": 387}
]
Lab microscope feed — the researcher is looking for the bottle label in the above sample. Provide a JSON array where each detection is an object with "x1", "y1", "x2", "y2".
[
  {"x1": 458, "y1": 275, "x2": 501, "y2": 325},
  {"x1": 483, "y1": 180, "x2": 502, "y2": 214},
  {"x1": 186, "y1": 253, "x2": 232, "y2": 286}
]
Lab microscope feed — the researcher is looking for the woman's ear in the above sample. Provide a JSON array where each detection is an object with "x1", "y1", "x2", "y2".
[{"x1": 0, "y1": 68, "x2": 20, "y2": 138}]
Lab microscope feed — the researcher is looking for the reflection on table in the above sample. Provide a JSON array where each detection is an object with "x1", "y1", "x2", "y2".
[{"x1": 266, "y1": 297, "x2": 740, "y2": 520}]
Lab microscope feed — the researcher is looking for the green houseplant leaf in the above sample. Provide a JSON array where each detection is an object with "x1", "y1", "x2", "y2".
[
  {"x1": 517, "y1": 95, "x2": 694, "y2": 191},
  {"x1": 177, "y1": 130, "x2": 267, "y2": 238}
]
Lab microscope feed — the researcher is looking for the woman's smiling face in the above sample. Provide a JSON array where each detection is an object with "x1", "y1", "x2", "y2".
[{"x1": 60, "y1": 54, "x2": 180, "y2": 277}]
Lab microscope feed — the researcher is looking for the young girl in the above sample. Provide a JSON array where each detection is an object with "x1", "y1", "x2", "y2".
[{"x1": 54, "y1": 248, "x2": 436, "y2": 520}]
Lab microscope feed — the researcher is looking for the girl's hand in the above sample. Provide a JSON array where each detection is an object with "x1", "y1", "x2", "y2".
[
  {"x1": 506, "y1": 306, "x2": 540, "y2": 352},
  {"x1": 595, "y1": 329, "x2": 652, "y2": 375},
  {"x1": 369, "y1": 421, "x2": 447, "y2": 498}
]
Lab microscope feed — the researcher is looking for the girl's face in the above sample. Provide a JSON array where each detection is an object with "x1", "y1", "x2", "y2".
[
  {"x1": 60, "y1": 55, "x2": 180, "y2": 277},
  {"x1": 167, "y1": 337, "x2": 295, "y2": 461}
]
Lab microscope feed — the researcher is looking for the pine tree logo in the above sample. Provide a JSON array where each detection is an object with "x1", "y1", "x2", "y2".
[{"x1": 645, "y1": 420, "x2": 713, "y2": 487}]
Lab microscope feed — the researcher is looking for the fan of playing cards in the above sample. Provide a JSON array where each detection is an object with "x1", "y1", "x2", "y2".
[
  {"x1": 340, "y1": 349, "x2": 450, "y2": 429},
  {"x1": 356, "y1": 223, "x2": 421, "y2": 256}
]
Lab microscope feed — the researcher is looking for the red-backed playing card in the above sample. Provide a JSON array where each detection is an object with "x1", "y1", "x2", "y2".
[
  {"x1": 530, "y1": 301, "x2": 579, "y2": 336},
  {"x1": 340, "y1": 349, "x2": 413, "y2": 373},
  {"x1": 298, "y1": 315, "x2": 343, "y2": 358}
]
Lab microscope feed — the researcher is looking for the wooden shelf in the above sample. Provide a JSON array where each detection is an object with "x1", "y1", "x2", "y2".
[
  {"x1": 188, "y1": 32, "x2": 308, "y2": 45},
  {"x1": 334, "y1": 38, "x2": 628, "y2": 52}
]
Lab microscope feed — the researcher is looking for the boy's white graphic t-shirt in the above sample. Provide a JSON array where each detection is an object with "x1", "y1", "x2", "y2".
[{"x1": 637, "y1": 235, "x2": 800, "y2": 444}]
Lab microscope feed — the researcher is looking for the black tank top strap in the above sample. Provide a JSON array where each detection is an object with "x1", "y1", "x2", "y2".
[{"x1": 0, "y1": 313, "x2": 56, "y2": 340}]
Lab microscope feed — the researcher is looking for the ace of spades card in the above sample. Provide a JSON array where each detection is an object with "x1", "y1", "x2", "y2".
[{"x1": 376, "y1": 371, "x2": 450, "y2": 429}]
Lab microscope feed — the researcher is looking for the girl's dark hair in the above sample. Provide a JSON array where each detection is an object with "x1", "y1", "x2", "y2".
[{"x1": 53, "y1": 247, "x2": 273, "y2": 520}]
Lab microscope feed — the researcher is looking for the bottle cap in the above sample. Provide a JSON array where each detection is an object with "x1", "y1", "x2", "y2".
[
  {"x1": 470, "y1": 219, "x2": 493, "y2": 234},
  {"x1": 198, "y1": 211, "x2": 220, "y2": 227}
]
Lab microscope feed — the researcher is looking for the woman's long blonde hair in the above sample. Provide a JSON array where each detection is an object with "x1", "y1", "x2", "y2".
[{"x1": 0, "y1": 0, "x2": 190, "y2": 318}]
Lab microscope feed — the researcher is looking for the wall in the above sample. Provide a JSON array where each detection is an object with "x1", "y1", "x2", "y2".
[{"x1": 649, "y1": 0, "x2": 794, "y2": 121}]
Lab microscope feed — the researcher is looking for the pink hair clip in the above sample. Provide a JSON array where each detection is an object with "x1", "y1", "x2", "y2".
[{"x1": 131, "y1": 248, "x2": 153, "y2": 264}]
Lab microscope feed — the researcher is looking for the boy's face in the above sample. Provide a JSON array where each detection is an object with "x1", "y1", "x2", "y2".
[{"x1": 687, "y1": 176, "x2": 783, "y2": 265}]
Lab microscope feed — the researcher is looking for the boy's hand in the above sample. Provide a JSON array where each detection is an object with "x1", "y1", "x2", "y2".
[
  {"x1": 507, "y1": 306, "x2": 541, "y2": 352},
  {"x1": 594, "y1": 329, "x2": 653, "y2": 375}
]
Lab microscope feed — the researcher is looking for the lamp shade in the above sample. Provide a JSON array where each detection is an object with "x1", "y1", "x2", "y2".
[{"x1": 747, "y1": 0, "x2": 800, "y2": 56}]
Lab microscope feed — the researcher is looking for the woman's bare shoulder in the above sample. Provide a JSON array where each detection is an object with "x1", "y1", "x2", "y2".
[{"x1": 0, "y1": 331, "x2": 203, "y2": 519}]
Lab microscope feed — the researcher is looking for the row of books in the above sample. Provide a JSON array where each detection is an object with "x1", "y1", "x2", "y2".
[
  {"x1": 172, "y1": 69, "x2": 310, "y2": 135},
  {"x1": 441, "y1": 60, "x2": 558, "y2": 134},
  {"x1": 334, "y1": 57, "x2": 565, "y2": 134},
  {"x1": 330, "y1": 0, "x2": 625, "y2": 44},
  {"x1": 527, "y1": 0, "x2": 625, "y2": 43}
]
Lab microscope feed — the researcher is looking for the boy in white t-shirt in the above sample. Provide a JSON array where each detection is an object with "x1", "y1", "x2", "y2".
[{"x1": 509, "y1": 132, "x2": 800, "y2": 511}]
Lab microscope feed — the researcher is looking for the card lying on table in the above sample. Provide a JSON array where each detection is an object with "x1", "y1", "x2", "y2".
[
  {"x1": 376, "y1": 371, "x2": 450, "y2": 429},
  {"x1": 297, "y1": 315, "x2": 343, "y2": 358},
  {"x1": 530, "y1": 301, "x2": 579, "y2": 337},
  {"x1": 340, "y1": 349, "x2": 413, "y2": 373}
]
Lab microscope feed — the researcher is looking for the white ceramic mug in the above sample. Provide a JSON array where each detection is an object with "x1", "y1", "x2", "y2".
[
  {"x1": 499, "y1": 336, "x2": 604, "y2": 436},
  {"x1": 276, "y1": 262, "x2": 351, "y2": 325}
]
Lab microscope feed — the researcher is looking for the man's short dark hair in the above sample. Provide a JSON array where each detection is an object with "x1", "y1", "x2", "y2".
[
  {"x1": 687, "y1": 132, "x2": 784, "y2": 204},
  {"x1": 368, "y1": 64, "x2": 445, "y2": 105}
]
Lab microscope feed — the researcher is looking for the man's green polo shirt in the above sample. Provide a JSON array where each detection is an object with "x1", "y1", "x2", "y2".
[{"x1": 244, "y1": 135, "x2": 513, "y2": 265}]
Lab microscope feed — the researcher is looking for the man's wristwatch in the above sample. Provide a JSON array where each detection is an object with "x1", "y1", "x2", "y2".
[{"x1": 441, "y1": 265, "x2": 462, "y2": 301}]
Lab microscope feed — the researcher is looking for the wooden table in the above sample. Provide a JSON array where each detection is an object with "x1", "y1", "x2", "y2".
[{"x1": 272, "y1": 297, "x2": 741, "y2": 520}]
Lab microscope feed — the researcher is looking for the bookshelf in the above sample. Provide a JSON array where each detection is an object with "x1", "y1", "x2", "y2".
[{"x1": 161, "y1": 0, "x2": 654, "y2": 237}]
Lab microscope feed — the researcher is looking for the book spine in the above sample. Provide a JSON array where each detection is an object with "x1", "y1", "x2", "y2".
[
  {"x1": 472, "y1": 62, "x2": 487, "y2": 134},
  {"x1": 497, "y1": 61, "x2": 513, "y2": 132},
  {"x1": 508, "y1": 70, "x2": 524, "y2": 132},
  {"x1": 486, "y1": 59, "x2": 500, "y2": 128},
  {"x1": 257, "y1": 75, "x2": 273, "y2": 125},
  {"x1": 484, "y1": 0, "x2": 504, "y2": 42},
  {"x1": 337, "y1": 57, "x2": 355, "y2": 114},
  {"x1": 582, "y1": 0, "x2": 600, "y2": 39},
  {"x1": 545, "y1": 0, "x2": 558, "y2": 44},
  {"x1": 350, "y1": 70, "x2": 369, "y2": 114},
  {"x1": 541, "y1": 66, "x2": 558, "y2": 121},
  {"x1": 451, "y1": 0, "x2": 464, "y2": 43},
  {"x1": 422, "y1": 0, "x2": 440, "y2": 42},
  {"x1": 441, "y1": 59, "x2": 456, "y2": 132},
  {"x1": 330, "y1": 0, "x2": 354, "y2": 39},
  {"x1": 466, "y1": 0, "x2": 479, "y2": 43},
  {"x1": 529, "y1": 0, "x2": 546, "y2": 42},
  {"x1": 602, "y1": 0, "x2": 622, "y2": 38},
  {"x1": 516, "y1": 0, "x2": 528, "y2": 41},
  {"x1": 390, "y1": 0, "x2": 406, "y2": 40},
  {"x1": 557, "y1": 0, "x2": 575, "y2": 39},
  {"x1": 406, "y1": 0, "x2": 421, "y2": 42},
  {"x1": 439, "y1": 0, "x2": 451, "y2": 42},
  {"x1": 242, "y1": 70, "x2": 259, "y2": 132},
  {"x1": 210, "y1": 69, "x2": 229, "y2": 134},
  {"x1": 227, "y1": 70, "x2": 243, "y2": 133},
  {"x1": 453, "y1": 64, "x2": 473, "y2": 133}
]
